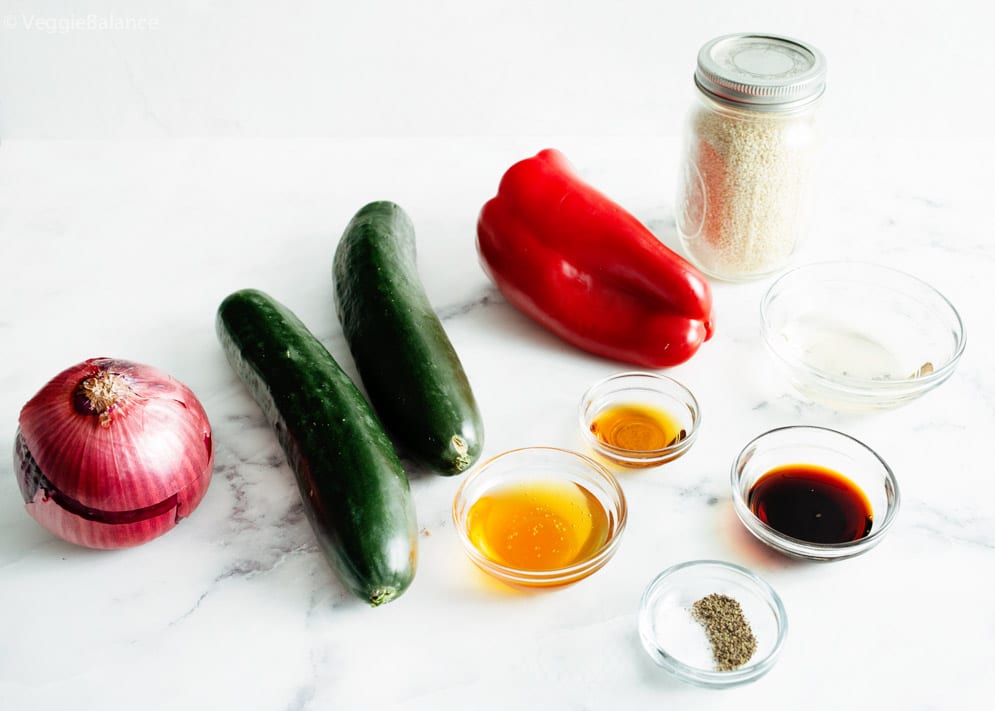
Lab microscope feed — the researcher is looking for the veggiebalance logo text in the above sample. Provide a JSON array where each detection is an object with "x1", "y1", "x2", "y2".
[{"x1": 2, "y1": 13, "x2": 161, "y2": 33}]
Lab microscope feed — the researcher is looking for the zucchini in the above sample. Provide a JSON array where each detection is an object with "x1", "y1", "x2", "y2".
[
  {"x1": 334, "y1": 201, "x2": 484, "y2": 475},
  {"x1": 216, "y1": 288, "x2": 417, "y2": 606}
]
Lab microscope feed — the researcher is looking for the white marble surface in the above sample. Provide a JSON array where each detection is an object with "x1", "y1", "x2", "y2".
[{"x1": 2, "y1": 3, "x2": 994, "y2": 710}]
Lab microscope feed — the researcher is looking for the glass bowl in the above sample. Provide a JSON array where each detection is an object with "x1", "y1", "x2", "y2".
[
  {"x1": 579, "y1": 372, "x2": 700, "y2": 467},
  {"x1": 761, "y1": 261, "x2": 965, "y2": 410},
  {"x1": 731, "y1": 426, "x2": 901, "y2": 561},
  {"x1": 452, "y1": 447, "x2": 627, "y2": 588},
  {"x1": 638, "y1": 560, "x2": 788, "y2": 688}
]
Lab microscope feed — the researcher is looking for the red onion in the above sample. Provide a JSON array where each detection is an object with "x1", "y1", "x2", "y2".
[{"x1": 14, "y1": 357, "x2": 214, "y2": 549}]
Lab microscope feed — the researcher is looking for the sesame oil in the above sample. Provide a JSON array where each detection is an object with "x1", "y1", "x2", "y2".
[{"x1": 590, "y1": 403, "x2": 686, "y2": 454}]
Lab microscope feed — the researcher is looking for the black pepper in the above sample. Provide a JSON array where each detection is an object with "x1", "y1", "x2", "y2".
[{"x1": 691, "y1": 593, "x2": 758, "y2": 671}]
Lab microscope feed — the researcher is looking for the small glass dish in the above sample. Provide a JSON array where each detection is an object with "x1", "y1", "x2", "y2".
[
  {"x1": 452, "y1": 447, "x2": 627, "y2": 588},
  {"x1": 761, "y1": 261, "x2": 965, "y2": 410},
  {"x1": 731, "y1": 426, "x2": 901, "y2": 561},
  {"x1": 579, "y1": 372, "x2": 700, "y2": 467},
  {"x1": 639, "y1": 560, "x2": 788, "y2": 688}
]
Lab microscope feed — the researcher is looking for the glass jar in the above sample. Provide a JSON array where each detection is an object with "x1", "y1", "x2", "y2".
[{"x1": 676, "y1": 33, "x2": 827, "y2": 282}]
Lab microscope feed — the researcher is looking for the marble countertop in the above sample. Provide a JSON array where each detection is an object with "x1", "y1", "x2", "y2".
[{"x1": 2, "y1": 3, "x2": 994, "y2": 710}]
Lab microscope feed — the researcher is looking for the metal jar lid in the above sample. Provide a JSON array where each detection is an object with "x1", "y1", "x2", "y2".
[{"x1": 694, "y1": 33, "x2": 826, "y2": 110}]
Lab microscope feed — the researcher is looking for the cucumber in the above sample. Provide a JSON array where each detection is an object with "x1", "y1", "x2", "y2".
[
  {"x1": 216, "y1": 288, "x2": 417, "y2": 607},
  {"x1": 333, "y1": 201, "x2": 484, "y2": 475}
]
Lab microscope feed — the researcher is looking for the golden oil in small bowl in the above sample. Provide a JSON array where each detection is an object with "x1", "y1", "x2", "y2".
[{"x1": 580, "y1": 372, "x2": 701, "y2": 467}]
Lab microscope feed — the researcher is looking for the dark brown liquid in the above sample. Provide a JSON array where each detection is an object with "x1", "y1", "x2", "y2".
[{"x1": 747, "y1": 464, "x2": 873, "y2": 544}]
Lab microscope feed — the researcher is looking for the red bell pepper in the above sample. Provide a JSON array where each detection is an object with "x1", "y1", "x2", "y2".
[{"x1": 476, "y1": 148, "x2": 713, "y2": 368}]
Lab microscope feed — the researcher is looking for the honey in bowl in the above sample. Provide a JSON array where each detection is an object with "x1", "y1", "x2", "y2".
[
  {"x1": 747, "y1": 463, "x2": 873, "y2": 544},
  {"x1": 590, "y1": 403, "x2": 687, "y2": 464},
  {"x1": 465, "y1": 480, "x2": 611, "y2": 574}
]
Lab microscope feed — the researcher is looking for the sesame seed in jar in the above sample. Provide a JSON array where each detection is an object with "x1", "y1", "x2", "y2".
[{"x1": 676, "y1": 34, "x2": 826, "y2": 282}]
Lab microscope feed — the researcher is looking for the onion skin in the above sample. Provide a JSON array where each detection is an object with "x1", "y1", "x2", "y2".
[{"x1": 14, "y1": 358, "x2": 214, "y2": 549}]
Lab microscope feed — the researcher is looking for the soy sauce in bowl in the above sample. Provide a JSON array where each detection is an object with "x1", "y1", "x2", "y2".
[{"x1": 747, "y1": 463, "x2": 873, "y2": 544}]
